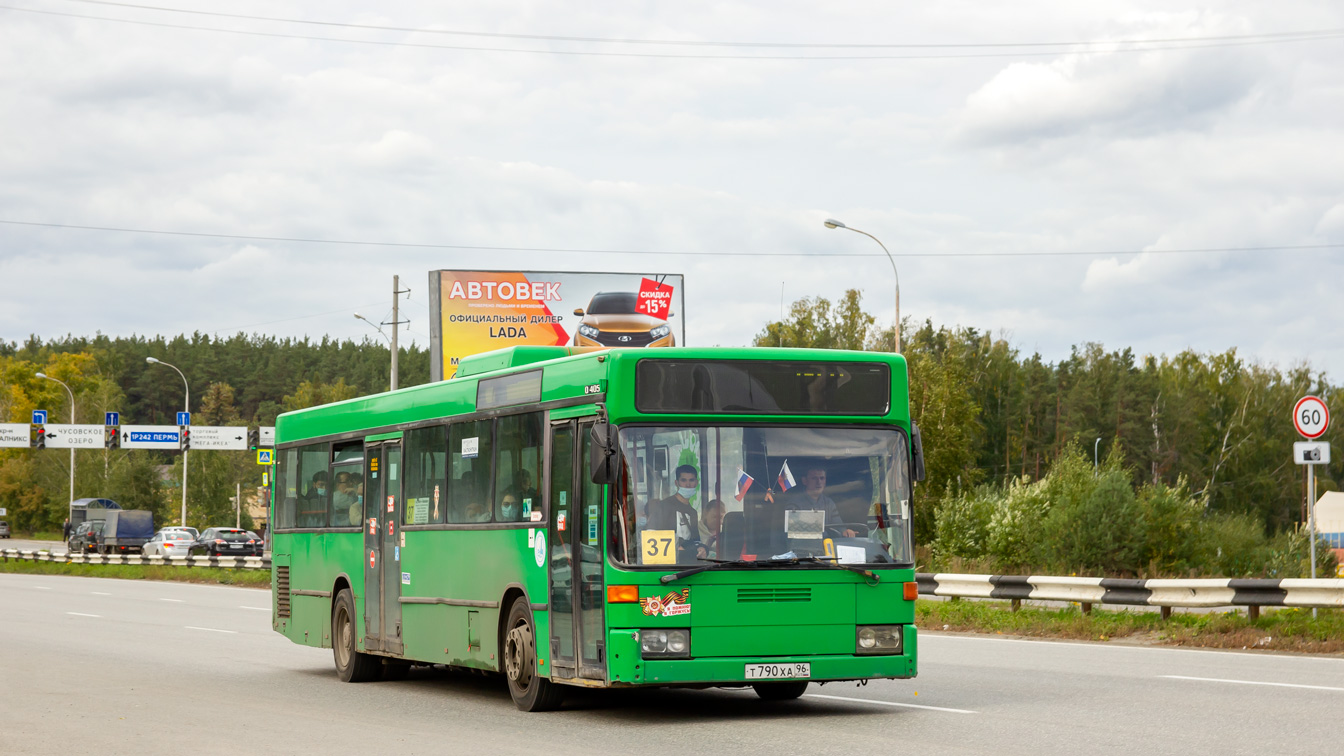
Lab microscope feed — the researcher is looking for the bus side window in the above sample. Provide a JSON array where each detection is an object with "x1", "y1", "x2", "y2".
[
  {"x1": 448, "y1": 420, "x2": 493, "y2": 524},
  {"x1": 296, "y1": 442, "x2": 329, "y2": 529},
  {"x1": 277, "y1": 448, "x2": 299, "y2": 529}
]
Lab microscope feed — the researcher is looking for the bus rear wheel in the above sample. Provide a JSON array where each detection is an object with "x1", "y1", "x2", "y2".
[
  {"x1": 503, "y1": 597, "x2": 564, "y2": 712},
  {"x1": 752, "y1": 681, "x2": 809, "y2": 701},
  {"x1": 332, "y1": 589, "x2": 380, "y2": 683}
]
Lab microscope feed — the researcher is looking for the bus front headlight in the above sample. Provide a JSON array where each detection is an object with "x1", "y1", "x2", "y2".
[
  {"x1": 640, "y1": 628, "x2": 690, "y2": 658},
  {"x1": 856, "y1": 625, "x2": 902, "y2": 655}
]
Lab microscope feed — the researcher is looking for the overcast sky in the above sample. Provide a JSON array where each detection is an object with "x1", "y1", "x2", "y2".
[{"x1": 2, "y1": 1, "x2": 1342, "y2": 377}]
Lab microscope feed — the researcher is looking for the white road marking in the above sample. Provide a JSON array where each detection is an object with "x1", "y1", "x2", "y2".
[
  {"x1": 926, "y1": 633, "x2": 1344, "y2": 662},
  {"x1": 66, "y1": 612, "x2": 101, "y2": 618},
  {"x1": 1161, "y1": 675, "x2": 1344, "y2": 692},
  {"x1": 240, "y1": 606, "x2": 269, "y2": 611},
  {"x1": 804, "y1": 693, "x2": 977, "y2": 713},
  {"x1": 33, "y1": 586, "x2": 51, "y2": 590},
  {"x1": 159, "y1": 598, "x2": 185, "y2": 603},
  {"x1": 185, "y1": 626, "x2": 237, "y2": 634},
  {"x1": 92, "y1": 591, "x2": 112, "y2": 596}
]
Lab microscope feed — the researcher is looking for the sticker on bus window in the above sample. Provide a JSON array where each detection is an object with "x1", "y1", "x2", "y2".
[
  {"x1": 461, "y1": 437, "x2": 479, "y2": 459},
  {"x1": 369, "y1": 518, "x2": 377, "y2": 535},
  {"x1": 557, "y1": 512, "x2": 567, "y2": 531},
  {"x1": 559, "y1": 491, "x2": 567, "y2": 507},
  {"x1": 402, "y1": 572, "x2": 410, "y2": 585},
  {"x1": 640, "y1": 529, "x2": 676, "y2": 565},
  {"x1": 395, "y1": 546, "x2": 400, "y2": 562},
  {"x1": 530, "y1": 510, "x2": 542, "y2": 522},
  {"x1": 523, "y1": 498, "x2": 532, "y2": 518},
  {"x1": 528, "y1": 528, "x2": 535, "y2": 547},
  {"x1": 387, "y1": 496, "x2": 395, "y2": 513}
]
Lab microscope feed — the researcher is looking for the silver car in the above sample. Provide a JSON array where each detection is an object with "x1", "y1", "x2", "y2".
[{"x1": 142, "y1": 528, "x2": 197, "y2": 557}]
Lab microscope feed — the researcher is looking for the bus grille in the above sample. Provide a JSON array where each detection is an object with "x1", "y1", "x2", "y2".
[
  {"x1": 276, "y1": 566, "x2": 291, "y2": 617},
  {"x1": 737, "y1": 587, "x2": 811, "y2": 603}
]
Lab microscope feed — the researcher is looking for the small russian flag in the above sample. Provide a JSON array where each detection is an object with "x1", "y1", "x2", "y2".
[
  {"x1": 777, "y1": 461, "x2": 797, "y2": 492},
  {"x1": 734, "y1": 468, "x2": 755, "y2": 502}
]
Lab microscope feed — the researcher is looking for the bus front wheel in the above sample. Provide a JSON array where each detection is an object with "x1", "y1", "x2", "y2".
[
  {"x1": 753, "y1": 681, "x2": 809, "y2": 701},
  {"x1": 503, "y1": 597, "x2": 564, "y2": 712},
  {"x1": 332, "y1": 589, "x2": 380, "y2": 683}
]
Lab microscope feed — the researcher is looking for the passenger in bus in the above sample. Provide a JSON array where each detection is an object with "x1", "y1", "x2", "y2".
[
  {"x1": 512, "y1": 469, "x2": 538, "y2": 508},
  {"x1": 783, "y1": 464, "x2": 857, "y2": 537},
  {"x1": 499, "y1": 490, "x2": 524, "y2": 522},
  {"x1": 299, "y1": 471, "x2": 329, "y2": 527},
  {"x1": 699, "y1": 499, "x2": 726, "y2": 557},
  {"x1": 465, "y1": 501, "x2": 490, "y2": 522},
  {"x1": 331, "y1": 472, "x2": 357, "y2": 524},
  {"x1": 648, "y1": 465, "x2": 707, "y2": 560}
]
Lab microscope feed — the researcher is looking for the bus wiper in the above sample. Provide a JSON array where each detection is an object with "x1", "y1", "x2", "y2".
[
  {"x1": 659, "y1": 557, "x2": 794, "y2": 584},
  {"x1": 796, "y1": 555, "x2": 880, "y2": 583}
]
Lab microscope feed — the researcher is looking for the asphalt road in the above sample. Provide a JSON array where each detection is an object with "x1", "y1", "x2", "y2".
[{"x1": 2, "y1": 573, "x2": 1341, "y2": 756}]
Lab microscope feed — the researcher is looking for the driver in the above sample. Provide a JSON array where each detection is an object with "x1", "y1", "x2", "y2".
[{"x1": 783, "y1": 464, "x2": 857, "y2": 538}]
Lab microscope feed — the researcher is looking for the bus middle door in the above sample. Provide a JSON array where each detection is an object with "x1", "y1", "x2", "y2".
[
  {"x1": 363, "y1": 440, "x2": 405, "y2": 655},
  {"x1": 547, "y1": 419, "x2": 606, "y2": 682}
]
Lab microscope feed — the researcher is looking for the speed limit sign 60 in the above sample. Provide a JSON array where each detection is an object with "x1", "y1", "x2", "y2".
[{"x1": 1293, "y1": 396, "x2": 1330, "y2": 439}]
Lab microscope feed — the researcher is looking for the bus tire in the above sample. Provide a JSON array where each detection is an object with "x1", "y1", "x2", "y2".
[
  {"x1": 752, "y1": 681, "x2": 808, "y2": 701},
  {"x1": 332, "y1": 589, "x2": 380, "y2": 683},
  {"x1": 503, "y1": 597, "x2": 564, "y2": 712}
]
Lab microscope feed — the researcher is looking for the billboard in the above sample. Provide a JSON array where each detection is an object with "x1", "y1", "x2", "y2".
[{"x1": 429, "y1": 270, "x2": 685, "y2": 380}]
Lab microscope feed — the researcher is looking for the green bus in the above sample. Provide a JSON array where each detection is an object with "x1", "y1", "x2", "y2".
[{"x1": 270, "y1": 345, "x2": 923, "y2": 711}]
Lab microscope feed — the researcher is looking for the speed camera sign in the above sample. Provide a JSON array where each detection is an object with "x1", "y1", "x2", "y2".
[{"x1": 1293, "y1": 396, "x2": 1330, "y2": 439}]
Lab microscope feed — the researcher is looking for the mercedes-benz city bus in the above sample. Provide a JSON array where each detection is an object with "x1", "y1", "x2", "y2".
[{"x1": 269, "y1": 346, "x2": 923, "y2": 711}]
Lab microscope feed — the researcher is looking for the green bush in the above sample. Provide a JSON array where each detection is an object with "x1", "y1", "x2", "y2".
[
  {"x1": 1136, "y1": 478, "x2": 1203, "y2": 574},
  {"x1": 932, "y1": 486, "x2": 994, "y2": 561},
  {"x1": 985, "y1": 477, "x2": 1050, "y2": 570}
]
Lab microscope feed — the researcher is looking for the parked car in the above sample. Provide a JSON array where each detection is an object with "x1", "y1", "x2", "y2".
[
  {"x1": 571, "y1": 291, "x2": 675, "y2": 347},
  {"x1": 142, "y1": 528, "x2": 197, "y2": 557},
  {"x1": 189, "y1": 528, "x2": 264, "y2": 557},
  {"x1": 68, "y1": 520, "x2": 105, "y2": 553},
  {"x1": 0, "y1": 520, "x2": 10, "y2": 538}
]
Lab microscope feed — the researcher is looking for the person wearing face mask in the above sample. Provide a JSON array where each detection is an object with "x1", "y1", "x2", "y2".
[
  {"x1": 498, "y1": 489, "x2": 523, "y2": 522},
  {"x1": 300, "y1": 471, "x2": 329, "y2": 527},
  {"x1": 648, "y1": 465, "x2": 706, "y2": 561}
]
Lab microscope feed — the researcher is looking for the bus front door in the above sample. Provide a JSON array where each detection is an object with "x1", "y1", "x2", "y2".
[
  {"x1": 547, "y1": 419, "x2": 607, "y2": 682},
  {"x1": 362, "y1": 441, "x2": 405, "y2": 655}
]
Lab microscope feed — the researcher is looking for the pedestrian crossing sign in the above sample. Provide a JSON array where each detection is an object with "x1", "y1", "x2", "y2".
[{"x1": 256, "y1": 449, "x2": 273, "y2": 465}]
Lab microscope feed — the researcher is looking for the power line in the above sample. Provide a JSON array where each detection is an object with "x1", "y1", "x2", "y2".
[
  {"x1": 3, "y1": 218, "x2": 1342, "y2": 259},
  {"x1": 5, "y1": 4, "x2": 1344, "y2": 60},
  {"x1": 56, "y1": 0, "x2": 1344, "y2": 50}
]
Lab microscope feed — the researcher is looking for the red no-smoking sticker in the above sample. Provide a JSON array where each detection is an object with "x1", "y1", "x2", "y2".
[{"x1": 636, "y1": 277, "x2": 674, "y2": 321}]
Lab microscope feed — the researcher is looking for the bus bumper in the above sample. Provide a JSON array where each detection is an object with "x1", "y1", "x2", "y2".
[{"x1": 609, "y1": 625, "x2": 917, "y2": 685}]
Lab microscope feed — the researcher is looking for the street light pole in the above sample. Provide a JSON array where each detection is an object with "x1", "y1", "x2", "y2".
[
  {"x1": 35, "y1": 372, "x2": 75, "y2": 527},
  {"x1": 354, "y1": 275, "x2": 411, "y2": 391},
  {"x1": 147, "y1": 357, "x2": 190, "y2": 527},
  {"x1": 1094, "y1": 437, "x2": 1102, "y2": 475},
  {"x1": 824, "y1": 219, "x2": 900, "y2": 352}
]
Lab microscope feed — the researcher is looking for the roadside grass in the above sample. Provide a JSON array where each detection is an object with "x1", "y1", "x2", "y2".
[
  {"x1": 0, "y1": 558, "x2": 270, "y2": 588},
  {"x1": 918, "y1": 598, "x2": 1344, "y2": 654}
]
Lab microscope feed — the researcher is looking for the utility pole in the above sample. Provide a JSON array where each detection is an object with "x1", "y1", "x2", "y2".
[
  {"x1": 391, "y1": 274, "x2": 401, "y2": 390},
  {"x1": 236, "y1": 482, "x2": 241, "y2": 529}
]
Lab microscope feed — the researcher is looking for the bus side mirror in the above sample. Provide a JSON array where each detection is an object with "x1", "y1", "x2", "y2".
[
  {"x1": 590, "y1": 419, "x2": 620, "y2": 485},
  {"x1": 910, "y1": 423, "x2": 926, "y2": 482}
]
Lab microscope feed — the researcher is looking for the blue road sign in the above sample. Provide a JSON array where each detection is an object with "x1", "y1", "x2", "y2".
[
  {"x1": 105, "y1": 412, "x2": 119, "y2": 426},
  {"x1": 176, "y1": 411, "x2": 191, "y2": 426},
  {"x1": 129, "y1": 430, "x2": 179, "y2": 444},
  {"x1": 256, "y1": 449, "x2": 273, "y2": 465},
  {"x1": 32, "y1": 410, "x2": 47, "y2": 424}
]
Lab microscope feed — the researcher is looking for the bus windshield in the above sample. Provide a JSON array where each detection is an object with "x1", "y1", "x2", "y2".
[{"x1": 612, "y1": 425, "x2": 913, "y2": 568}]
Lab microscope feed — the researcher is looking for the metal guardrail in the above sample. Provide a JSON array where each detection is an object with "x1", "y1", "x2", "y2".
[
  {"x1": 1, "y1": 548, "x2": 270, "y2": 570},
  {"x1": 916, "y1": 572, "x2": 1344, "y2": 619}
]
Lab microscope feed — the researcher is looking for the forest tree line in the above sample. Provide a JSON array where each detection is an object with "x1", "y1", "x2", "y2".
[{"x1": 1, "y1": 303, "x2": 1339, "y2": 577}]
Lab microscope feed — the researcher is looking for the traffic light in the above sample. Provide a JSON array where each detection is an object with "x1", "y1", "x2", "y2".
[
  {"x1": 34, "y1": 425, "x2": 45, "y2": 449},
  {"x1": 180, "y1": 425, "x2": 191, "y2": 451},
  {"x1": 106, "y1": 427, "x2": 120, "y2": 449},
  {"x1": 248, "y1": 427, "x2": 259, "y2": 450}
]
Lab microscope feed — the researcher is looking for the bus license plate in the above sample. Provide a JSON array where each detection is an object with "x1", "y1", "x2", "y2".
[{"x1": 744, "y1": 663, "x2": 810, "y2": 680}]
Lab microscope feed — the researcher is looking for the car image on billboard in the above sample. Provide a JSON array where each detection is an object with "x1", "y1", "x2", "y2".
[{"x1": 572, "y1": 291, "x2": 675, "y2": 348}]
